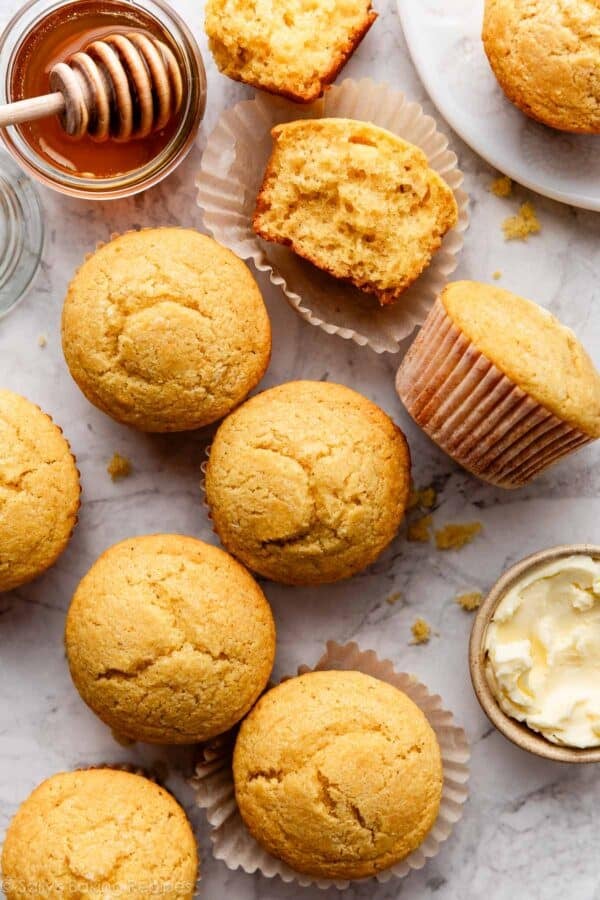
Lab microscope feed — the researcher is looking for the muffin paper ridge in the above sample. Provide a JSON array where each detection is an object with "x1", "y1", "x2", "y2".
[
  {"x1": 196, "y1": 78, "x2": 469, "y2": 354},
  {"x1": 396, "y1": 299, "x2": 593, "y2": 488},
  {"x1": 188, "y1": 640, "x2": 470, "y2": 890}
]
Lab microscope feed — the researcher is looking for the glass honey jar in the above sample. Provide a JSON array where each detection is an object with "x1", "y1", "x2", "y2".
[{"x1": 0, "y1": 0, "x2": 206, "y2": 199}]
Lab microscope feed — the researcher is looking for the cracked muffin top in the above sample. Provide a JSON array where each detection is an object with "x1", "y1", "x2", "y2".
[
  {"x1": 1, "y1": 769, "x2": 198, "y2": 900},
  {"x1": 65, "y1": 534, "x2": 276, "y2": 744},
  {"x1": 61, "y1": 228, "x2": 271, "y2": 433},
  {"x1": 205, "y1": 381, "x2": 411, "y2": 585},
  {"x1": 483, "y1": 0, "x2": 600, "y2": 133},
  {"x1": 233, "y1": 670, "x2": 443, "y2": 880},
  {"x1": 0, "y1": 389, "x2": 80, "y2": 593}
]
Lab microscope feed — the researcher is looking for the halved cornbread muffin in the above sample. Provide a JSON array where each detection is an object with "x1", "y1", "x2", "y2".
[
  {"x1": 253, "y1": 119, "x2": 458, "y2": 305},
  {"x1": 205, "y1": 0, "x2": 377, "y2": 103}
]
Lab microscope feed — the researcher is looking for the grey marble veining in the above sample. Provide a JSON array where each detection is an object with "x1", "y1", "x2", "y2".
[{"x1": 1, "y1": 2, "x2": 599, "y2": 898}]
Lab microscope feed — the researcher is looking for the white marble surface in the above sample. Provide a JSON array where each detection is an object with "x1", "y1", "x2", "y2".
[{"x1": 1, "y1": 2, "x2": 600, "y2": 898}]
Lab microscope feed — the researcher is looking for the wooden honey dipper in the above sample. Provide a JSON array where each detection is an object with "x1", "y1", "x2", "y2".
[{"x1": 0, "y1": 31, "x2": 183, "y2": 141}]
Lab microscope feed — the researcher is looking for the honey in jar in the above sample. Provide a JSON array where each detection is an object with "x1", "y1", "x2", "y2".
[{"x1": 10, "y1": 0, "x2": 186, "y2": 178}]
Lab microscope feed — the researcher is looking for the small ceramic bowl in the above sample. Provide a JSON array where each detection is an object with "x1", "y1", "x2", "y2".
[{"x1": 469, "y1": 543, "x2": 600, "y2": 764}]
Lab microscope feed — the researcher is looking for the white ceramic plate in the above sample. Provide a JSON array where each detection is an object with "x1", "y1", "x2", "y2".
[{"x1": 397, "y1": 0, "x2": 600, "y2": 211}]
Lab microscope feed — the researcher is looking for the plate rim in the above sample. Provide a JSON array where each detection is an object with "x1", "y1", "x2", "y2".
[{"x1": 397, "y1": 0, "x2": 600, "y2": 212}]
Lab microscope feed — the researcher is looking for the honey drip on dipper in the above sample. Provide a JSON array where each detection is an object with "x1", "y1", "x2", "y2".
[{"x1": 6, "y1": 1, "x2": 186, "y2": 177}]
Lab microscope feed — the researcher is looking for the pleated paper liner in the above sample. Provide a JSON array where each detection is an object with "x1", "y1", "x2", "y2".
[
  {"x1": 396, "y1": 299, "x2": 592, "y2": 488},
  {"x1": 189, "y1": 641, "x2": 470, "y2": 891},
  {"x1": 196, "y1": 78, "x2": 469, "y2": 354}
]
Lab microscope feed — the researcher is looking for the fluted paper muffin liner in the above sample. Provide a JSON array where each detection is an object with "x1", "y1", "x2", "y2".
[
  {"x1": 196, "y1": 78, "x2": 469, "y2": 354},
  {"x1": 395, "y1": 299, "x2": 593, "y2": 488},
  {"x1": 188, "y1": 640, "x2": 470, "y2": 890}
]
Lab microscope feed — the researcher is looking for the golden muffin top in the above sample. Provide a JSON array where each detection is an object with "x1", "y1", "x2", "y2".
[
  {"x1": 205, "y1": 0, "x2": 377, "y2": 102},
  {"x1": 253, "y1": 119, "x2": 458, "y2": 305},
  {"x1": 65, "y1": 534, "x2": 276, "y2": 744},
  {"x1": 233, "y1": 670, "x2": 443, "y2": 880},
  {"x1": 205, "y1": 380, "x2": 411, "y2": 584},
  {"x1": 1, "y1": 769, "x2": 198, "y2": 900},
  {"x1": 62, "y1": 228, "x2": 271, "y2": 432},
  {"x1": 442, "y1": 281, "x2": 600, "y2": 437},
  {"x1": 0, "y1": 389, "x2": 80, "y2": 593},
  {"x1": 483, "y1": 0, "x2": 600, "y2": 133}
]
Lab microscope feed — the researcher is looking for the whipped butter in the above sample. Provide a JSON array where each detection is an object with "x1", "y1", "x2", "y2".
[{"x1": 484, "y1": 555, "x2": 600, "y2": 748}]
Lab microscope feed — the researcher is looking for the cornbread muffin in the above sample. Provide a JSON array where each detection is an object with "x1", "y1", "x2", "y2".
[
  {"x1": 442, "y1": 283, "x2": 600, "y2": 435},
  {"x1": 65, "y1": 534, "x2": 275, "y2": 743},
  {"x1": 253, "y1": 119, "x2": 458, "y2": 305},
  {"x1": 205, "y1": 381, "x2": 411, "y2": 584},
  {"x1": 233, "y1": 670, "x2": 443, "y2": 879},
  {"x1": 205, "y1": 0, "x2": 377, "y2": 103},
  {"x1": 483, "y1": 0, "x2": 600, "y2": 133},
  {"x1": 62, "y1": 228, "x2": 271, "y2": 432},
  {"x1": 0, "y1": 390, "x2": 80, "y2": 593},
  {"x1": 397, "y1": 282, "x2": 600, "y2": 488},
  {"x1": 1, "y1": 769, "x2": 198, "y2": 899}
]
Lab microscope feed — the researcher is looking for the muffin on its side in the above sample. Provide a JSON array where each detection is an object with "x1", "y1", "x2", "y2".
[
  {"x1": 253, "y1": 119, "x2": 458, "y2": 305},
  {"x1": 65, "y1": 535, "x2": 276, "y2": 744},
  {"x1": 397, "y1": 281, "x2": 600, "y2": 488},
  {"x1": 62, "y1": 228, "x2": 271, "y2": 432},
  {"x1": 1, "y1": 769, "x2": 198, "y2": 900},
  {"x1": 483, "y1": 0, "x2": 600, "y2": 133},
  {"x1": 0, "y1": 390, "x2": 80, "y2": 593},
  {"x1": 205, "y1": 0, "x2": 377, "y2": 103},
  {"x1": 205, "y1": 380, "x2": 411, "y2": 584},
  {"x1": 233, "y1": 670, "x2": 443, "y2": 880}
]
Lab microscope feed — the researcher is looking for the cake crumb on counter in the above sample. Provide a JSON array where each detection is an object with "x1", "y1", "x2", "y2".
[
  {"x1": 410, "y1": 618, "x2": 431, "y2": 644},
  {"x1": 408, "y1": 484, "x2": 437, "y2": 511},
  {"x1": 407, "y1": 515, "x2": 433, "y2": 543},
  {"x1": 386, "y1": 591, "x2": 403, "y2": 606},
  {"x1": 456, "y1": 591, "x2": 483, "y2": 612},
  {"x1": 435, "y1": 522, "x2": 482, "y2": 550},
  {"x1": 107, "y1": 452, "x2": 132, "y2": 481},
  {"x1": 492, "y1": 270, "x2": 502, "y2": 280},
  {"x1": 37, "y1": 334, "x2": 47, "y2": 348},
  {"x1": 490, "y1": 175, "x2": 512, "y2": 198},
  {"x1": 502, "y1": 202, "x2": 541, "y2": 241}
]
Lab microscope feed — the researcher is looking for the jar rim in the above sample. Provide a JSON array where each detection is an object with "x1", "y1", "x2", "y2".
[{"x1": 0, "y1": 0, "x2": 206, "y2": 199}]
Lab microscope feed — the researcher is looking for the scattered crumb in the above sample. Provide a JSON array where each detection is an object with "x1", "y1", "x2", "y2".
[
  {"x1": 435, "y1": 522, "x2": 482, "y2": 551},
  {"x1": 410, "y1": 618, "x2": 431, "y2": 645},
  {"x1": 37, "y1": 334, "x2": 47, "y2": 348},
  {"x1": 456, "y1": 591, "x2": 483, "y2": 612},
  {"x1": 407, "y1": 514, "x2": 433, "y2": 543},
  {"x1": 107, "y1": 452, "x2": 132, "y2": 481},
  {"x1": 502, "y1": 202, "x2": 541, "y2": 241},
  {"x1": 490, "y1": 175, "x2": 512, "y2": 198},
  {"x1": 386, "y1": 591, "x2": 403, "y2": 606},
  {"x1": 409, "y1": 485, "x2": 436, "y2": 510},
  {"x1": 492, "y1": 270, "x2": 502, "y2": 281},
  {"x1": 406, "y1": 480, "x2": 420, "y2": 510}
]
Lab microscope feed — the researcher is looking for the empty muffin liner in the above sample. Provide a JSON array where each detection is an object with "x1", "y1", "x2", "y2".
[
  {"x1": 196, "y1": 78, "x2": 469, "y2": 354},
  {"x1": 395, "y1": 299, "x2": 593, "y2": 489},
  {"x1": 188, "y1": 640, "x2": 470, "y2": 890}
]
